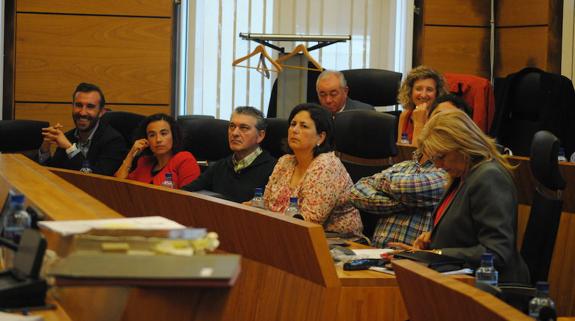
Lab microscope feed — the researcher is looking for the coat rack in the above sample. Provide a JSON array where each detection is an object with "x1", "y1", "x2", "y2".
[{"x1": 237, "y1": 33, "x2": 351, "y2": 118}]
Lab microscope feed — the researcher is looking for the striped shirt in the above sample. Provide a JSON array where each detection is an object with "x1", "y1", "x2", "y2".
[{"x1": 350, "y1": 159, "x2": 448, "y2": 247}]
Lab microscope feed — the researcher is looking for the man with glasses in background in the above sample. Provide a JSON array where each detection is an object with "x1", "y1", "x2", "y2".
[{"x1": 316, "y1": 70, "x2": 374, "y2": 115}]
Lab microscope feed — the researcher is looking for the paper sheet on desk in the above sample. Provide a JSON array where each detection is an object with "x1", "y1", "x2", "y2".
[
  {"x1": 352, "y1": 248, "x2": 394, "y2": 259},
  {"x1": 0, "y1": 312, "x2": 43, "y2": 321},
  {"x1": 38, "y1": 216, "x2": 185, "y2": 236},
  {"x1": 369, "y1": 266, "x2": 474, "y2": 276}
]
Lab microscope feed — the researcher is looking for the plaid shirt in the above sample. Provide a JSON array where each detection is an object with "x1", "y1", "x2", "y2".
[{"x1": 350, "y1": 159, "x2": 448, "y2": 247}]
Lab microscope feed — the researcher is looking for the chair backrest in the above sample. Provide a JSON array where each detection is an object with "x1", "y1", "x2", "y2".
[
  {"x1": 177, "y1": 117, "x2": 231, "y2": 162},
  {"x1": 393, "y1": 259, "x2": 532, "y2": 321},
  {"x1": 100, "y1": 111, "x2": 146, "y2": 145},
  {"x1": 444, "y1": 72, "x2": 495, "y2": 133},
  {"x1": 267, "y1": 68, "x2": 402, "y2": 117},
  {"x1": 341, "y1": 68, "x2": 402, "y2": 107},
  {"x1": 521, "y1": 130, "x2": 565, "y2": 284},
  {"x1": 261, "y1": 118, "x2": 288, "y2": 159},
  {"x1": 177, "y1": 114, "x2": 215, "y2": 120},
  {"x1": 334, "y1": 110, "x2": 398, "y2": 238},
  {"x1": 0, "y1": 120, "x2": 48, "y2": 152},
  {"x1": 334, "y1": 110, "x2": 397, "y2": 181}
]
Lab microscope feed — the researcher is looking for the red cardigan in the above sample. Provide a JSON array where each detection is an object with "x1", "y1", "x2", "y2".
[{"x1": 127, "y1": 151, "x2": 200, "y2": 188}]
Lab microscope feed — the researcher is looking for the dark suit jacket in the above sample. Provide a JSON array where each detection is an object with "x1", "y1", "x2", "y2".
[
  {"x1": 343, "y1": 98, "x2": 374, "y2": 112},
  {"x1": 45, "y1": 122, "x2": 127, "y2": 176},
  {"x1": 429, "y1": 160, "x2": 530, "y2": 283}
]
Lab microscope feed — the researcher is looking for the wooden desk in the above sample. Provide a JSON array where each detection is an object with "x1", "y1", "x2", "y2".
[
  {"x1": 393, "y1": 259, "x2": 532, "y2": 321},
  {"x1": 48, "y1": 158, "x2": 413, "y2": 321},
  {"x1": 0, "y1": 155, "x2": 235, "y2": 321}
]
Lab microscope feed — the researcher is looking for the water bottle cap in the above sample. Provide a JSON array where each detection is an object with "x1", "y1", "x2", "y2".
[
  {"x1": 255, "y1": 187, "x2": 263, "y2": 194},
  {"x1": 165, "y1": 172, "x2": 173, "y2": 178},
  {"x1": 10, "y1": 194, "x2": 25, "y2": 204},
  {"x1": 289, "y1": 197, "x2": 298, "y2": 204},
  {"x1": 82, "y1": 160, "x2": 90, "y2": 165},
  {"x1": 481, "y1": 252, "x2": 494, "y2": 260},
  {"x1": 535, "y1": 281, "x2": 550, "y2": 291}
]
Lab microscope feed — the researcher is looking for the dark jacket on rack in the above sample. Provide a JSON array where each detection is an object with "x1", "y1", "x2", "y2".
[{"x1": 490, "y1": 67, "x2": 575, "y2": 157}]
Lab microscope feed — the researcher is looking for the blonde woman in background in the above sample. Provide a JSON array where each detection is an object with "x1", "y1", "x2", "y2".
[{"x1": 396, "y1": 65, "x2": 449, "y2": 145}]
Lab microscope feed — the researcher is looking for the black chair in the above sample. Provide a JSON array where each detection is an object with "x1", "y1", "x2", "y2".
[
  {"x1": 267, "y1": 68, "x2": 402, "y2": 117},
  {"x1": 261, "y1": 118, "x2": 288, "y2": 159},
  {"x1": 100, "y1": 111, "x2": 146, "y2": 145},
  {"x1": 334, "y1": 110, "x2": 397, "y2": 182},
  {"x1": 177, "y1": 114, "x2": 215, "y2": 120},
  {"x1": 521, "y1": 130, "x2": 565, "y2": 284},
  {"x1": 341, "y1": 68, "x2": 402, "y2": 107},
  {"x1": 0, "y1": 120, "x2": 48, "y2": 153},
  {"x1": 334, "y1": 110, "x2": 398, "y2": 238},
  {"x1": 495, "y1": 130, "x2": 566, "y2": 313},
  {"x1": 177, "y1": 117, "x2": 231, "y2": 163}
]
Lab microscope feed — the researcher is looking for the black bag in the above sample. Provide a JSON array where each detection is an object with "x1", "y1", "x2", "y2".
[{"x1": 394, "y1": 251, "x2": 466, "y2": 272}]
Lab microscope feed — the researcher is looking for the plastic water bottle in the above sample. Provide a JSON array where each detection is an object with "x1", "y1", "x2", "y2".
[
  {"x1": 558, "y1": 148, "x2": 567, "y2": 162},
  {"x1": 400, "y1": 133, "x2": 410, "y2": 144},
  {"x1": 284, "y1": 197, "x2": 304, "y2": 219},
  {"x1": 79, "y1": 160, "x2": 93, "y2": 173},
  {"x1": 570, "y1": 151, "x2": 575, "y2": 163},
  {"x1": 1, "y1": 194, "x2": 31, "y2": 244},
  {"x1": 529, "y1": 281, "x2": 556, "y2": 319},
  {"x1": 475, "y1": 252, "x2": 498, "y2": 287},
  {"x1": 161, "y1": 173, "x2": 175, "y2": 189},
  {"x1": 251, "y1": 188, "x2": 265, "y2": 209}
]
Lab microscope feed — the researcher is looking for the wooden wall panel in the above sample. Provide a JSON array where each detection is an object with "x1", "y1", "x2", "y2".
[
  {"x1": 15, "y1": 14, "x2": 171, "y2": 104},
  {"x1": 424, "y1": 0, "x2": 490, "y2": 26},
  {"x1": 15, "y1": 103, "x2": 168, "y2": 129},
  {"x1": 415, "y1": 0, "x2": 561, "y2": 82},
  {"x1": 495, "y1": 27, "x2": 548, "y2": 77},
  {"x1": 497, "y1": 0, "x2": 549, "y2": 26},
  {"x1": 421, "y1": 26, "x2": 490, "y2": 77},
  {"x1": 17, "y1": 0, "x2": 172, "y2": 17}
]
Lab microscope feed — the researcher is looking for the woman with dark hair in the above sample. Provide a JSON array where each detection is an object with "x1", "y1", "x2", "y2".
[
  {"x1": 115, "y1": 113, "x2": 200, "y2": 188},
  {"x1": 263, "y1": 103, "x2": 362, "y2": 234}
]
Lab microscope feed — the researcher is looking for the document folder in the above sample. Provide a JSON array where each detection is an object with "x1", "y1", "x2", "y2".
[{"x1": 48, "y1": 253, "x2": 240, "y2": 287}]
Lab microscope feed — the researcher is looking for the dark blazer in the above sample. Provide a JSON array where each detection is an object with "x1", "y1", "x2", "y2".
[
  {"x1": 45, "y1": 122, "x2": 127, "y2": 176},
  {"x1": 429, "y1": 160, "x2": 530, "y2": 283},
  {"x1": 343, "y1": 98, "x2": 374, "y2": 112}
]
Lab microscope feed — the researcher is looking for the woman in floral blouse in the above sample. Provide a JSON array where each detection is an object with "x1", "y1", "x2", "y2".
[{"x1": 263, "y1": 103, "x2": 362, "y2": 234}]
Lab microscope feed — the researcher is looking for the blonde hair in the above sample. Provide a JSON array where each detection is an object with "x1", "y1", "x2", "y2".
[
  {"x1": 417, "y1": 109, "x2": 515, "y2": 174},
  {"x1": 397, "y1": 65, "x2": 449, "y2": 110}
]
